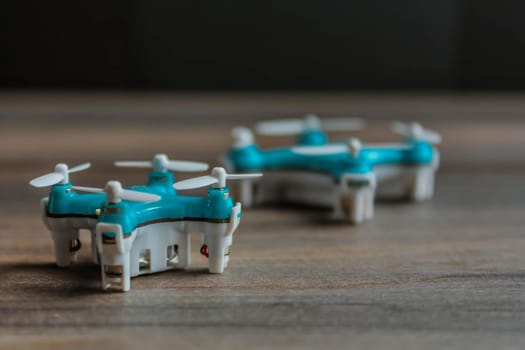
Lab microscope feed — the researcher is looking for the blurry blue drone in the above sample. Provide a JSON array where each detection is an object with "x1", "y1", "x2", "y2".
[
  {"x1": 30, "y1": 154, "x2": 261, "y2": 292},
  {"x1": 224, "y1": 114, "x2": 441, "y2": 224}
]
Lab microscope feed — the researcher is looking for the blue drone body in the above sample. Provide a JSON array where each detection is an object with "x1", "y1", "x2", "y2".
[
  {"x1": 31, "y1": 156, "x2": 260, "y2": 292},
  {"x1": 224, "y1": 116, "x2": 441, "y2": 224},
  {"x1": 228, "y1": 140, "x2": 435, "y2": 179},
  {"x1": 46, "y1": 178, "x2": 236, "y2": 237}
]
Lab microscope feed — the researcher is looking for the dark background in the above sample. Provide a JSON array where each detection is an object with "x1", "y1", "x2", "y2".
[{"x1": 2, "y1": 0, "x2": 525, "y2": 90}]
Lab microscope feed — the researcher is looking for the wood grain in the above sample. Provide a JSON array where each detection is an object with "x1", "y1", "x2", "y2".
[{"x1": 1, "y1": 92, "x2": 525, "y2": 349}]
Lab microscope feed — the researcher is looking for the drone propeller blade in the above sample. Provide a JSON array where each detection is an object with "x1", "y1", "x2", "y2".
[
  {"x1": 231, "y1": 127, "x2": 255, "y2": 148},
  {"x1": 30, "y1": 173, "x2": 65, "y2": 188},
  {"x1": 73, "y1": 185, "x2": 160, "y2": 203},
  {"x1": 321, "y1": 118, "x2": 365, "y2": 131},
  {"x1": 392, "y1": 121, "x2": 410, "y2": 134},
  {"x1": 115, "y1": 155, "x2": 209, "y2": 173},
  {"x1": 174, "y1": 167, "x2": 263, "y2": 190},
  {"x1": 391, "y1": 121, "x2": 441, "y2": 144},
  {"x1": 164, "y1": 160, "x2": 209, "y2": 172},
  {"x1": 292, "y1": 142, "x2": 413, "y2": 156},
  {"x1": 120, "y1": 189, "x2": 161, "y2": 202},
  {"x1": 114, "y1": 161, "x2": 153, "y2": 168},
  {"x1": 255, "y1": 119, "x2": 305, "y2": 135},
  {"x1": 68, "y1": 162, "x2": 91, "y2": 174},
  {"x1": 173, "y1": 175, "x2": 219, "y2": 190},
  {"x1": 226, "y1": 173, "x2": 263, "y2": 180},
  {"x1": 30, "y1": 162, "x2": 92, "y2": 188},
  {"x1": 291, "y1": 144, "x2": 349, "y2": 155},
  {"x1": 256, "y1": 115, "x2": 364, "y2": 136},
  {"x1": 422, "y1": 130, "x2": 442, "y2": 144}
]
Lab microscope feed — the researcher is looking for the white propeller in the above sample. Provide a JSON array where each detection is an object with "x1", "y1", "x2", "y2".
[
  {"x1": 255, "y1": 114, "x2": 364, "y2": 136},
  {"x1": 231, "y1": 127, "x2": 255, "y2": 149},
  {"x1": 173, "y1": 167, "x2": 262, "y2": 190},
  {"x1": 29, "y1": 162, "x2": 91, "y2": 188},
  {"x1": 291, "y1": 139, "x2": 413, "y2": 157},
  {"x1": 114, "y1": 154, "x2": 208, "y2": 173},
  {"x1": 72, "y1": 181, "x2": 161, "y2": 204},
  {"x1": 392, "y1": 121, "x2": 442, "y2": 144}
]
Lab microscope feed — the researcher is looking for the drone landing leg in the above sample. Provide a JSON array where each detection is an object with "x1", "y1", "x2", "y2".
[
  {"x1": 101, "y1": 251, "x2": 131, "y2": 292},
  {"x1": 364, "y1": 188, "x2": 375, "y2": 220},
  {"x1": 96, "y1": 225, "x2": 135, "y2": 292},
  {"x1": 350, "y1": 192, "x2": 366, "y2": 224},
  {"x1": 208, "y1": 245, "x2": 226, "y2": 274},
  {"x1": 51, "y1": 229, "x2": 79, "y2": 267},
  {"x1": 408, "y1": 166, "x2": 435, "y2": 201},
  {"x1": 341, "y1": 186, "x2": 377, "y2": 224},
  {"x1": 205, "y1": 224, "x2": 230, "y2": 274}
]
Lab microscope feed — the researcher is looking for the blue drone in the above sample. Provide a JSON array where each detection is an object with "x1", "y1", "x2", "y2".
[
  {"x1": 30, "y1": 154, "x2": 261, "y2": 292},
  {"x1": 224, "y1": 114, "x2": 441, "y2": 224}
]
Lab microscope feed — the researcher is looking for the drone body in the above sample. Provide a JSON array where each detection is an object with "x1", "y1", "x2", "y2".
[
  {"x1": 31, "y1": 156, "x2": 260, "y2": 292},
  {"x1": 225, "y1": 116, "x2": 441, "y2": 224}
]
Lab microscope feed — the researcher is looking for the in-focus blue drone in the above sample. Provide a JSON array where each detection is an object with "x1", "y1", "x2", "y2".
[
  {"x1": 224, "y1": 114, "x2": 441, "y2": 224},
  {"x1": 30, "y1": 154, "x2": 261, "y2": 292}
]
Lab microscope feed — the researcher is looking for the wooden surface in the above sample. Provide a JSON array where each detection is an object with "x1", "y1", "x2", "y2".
[{"x1": 1, "y1": 92, "x2": 525, "y2": 349}]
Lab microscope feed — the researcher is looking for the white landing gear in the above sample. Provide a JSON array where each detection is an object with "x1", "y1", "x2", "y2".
[
  {"x1": 96, "y1": 223, "x2": 190, "y2": 292},
  {"x1": 44, "y1": 209, "x2": 81, "y2": 267},
  {"x1": 49, "y1": 229, "x2": 80, "y2": 267},
  {"x1": 406, "y1": 165, "x2": 435, "y2": 201},
  {"x1": 96, "y1": 223, "x2": 135, "y2": 292},
  {"x1": 334, "y1": 173, "x2": 377, "y2": 224},
  {"x1": 203, "y1": 202, "x2": 241, "y2": 273},
  {"x1": 94, "y1": 202, "x2": 242, "y2": 291},
  {"x1": 406, "y1": 150, "x2": 439, "y2": 201},
  {"x1": 129, "y1": 222, "x2": 191, "y2": 277},
  {"x1": 41, "y1": 198, "x2": 97, "y2": 267}
]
